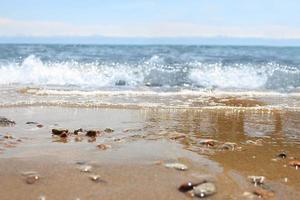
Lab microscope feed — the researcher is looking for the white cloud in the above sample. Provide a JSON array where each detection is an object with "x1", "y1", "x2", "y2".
[{"x1": 0, "y1": 17, "x2": 300, "y2": 39}]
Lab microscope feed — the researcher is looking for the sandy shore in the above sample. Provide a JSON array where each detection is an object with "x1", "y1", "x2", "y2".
[{"x1": 0, "y1": 106, "x2": 299, "y2": 200}]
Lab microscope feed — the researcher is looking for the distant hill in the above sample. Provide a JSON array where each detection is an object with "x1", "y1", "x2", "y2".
[{"x1": 1, "y1": 36, "x2": 300, "y2": 46}]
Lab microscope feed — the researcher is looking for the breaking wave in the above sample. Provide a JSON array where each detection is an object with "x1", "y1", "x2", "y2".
[{"x1": 0, "y1": 55, "x2": 300, "y2": 91}]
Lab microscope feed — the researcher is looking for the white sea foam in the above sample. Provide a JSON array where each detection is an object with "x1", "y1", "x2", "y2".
[
  {"x1": 0, "y1": 55, "x2": 144, "y2": 87},
  {"x1": 1, "y1": 55, "x2": 300, "y2": 91},
  {"x1": 189, "y1": 64, "x2": 268, "y2": 89}
]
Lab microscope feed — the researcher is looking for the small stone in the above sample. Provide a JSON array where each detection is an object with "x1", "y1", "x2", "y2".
[
  {"x1": 78, "y1": 165, "x2": 92, "y2": 172},
  {"x1": 0, "y1": 117, "x2": 16, "y2": 127},
  {"x1": 248, "y1": 176, "x2": 265, "y2": 186},
  {"x1": 86, "y1": 130, "x2": 100, "y2": 137},
  {"x1": 179, "y1": 182, "x2": 194, "y2": 192},
  {"x1": 75, "y1": 161, "x2": 87, "y2": 165},
  {"x1": 74, "y1": 128, "x2": 83, "y2": 135},
  {"x1": 277, "y1": 153, "x2": 287, "y2": 159},
  {"x1": 220, "y1": 142, "x2": 237, "y2": 151},
  {"x1": 199, "y1": 139, "x2": 217, "y2": 147},
  {"x1": 26, "y1": 121, "x2": 39, "y2": 125},
  {"x1": 25, "y1": 174, "x2": 40, "y2": 184},
  {"x1": 253, "y1": 188, "x2": 275, "y2": 198},
  {"x1": 168, "y1": 132, "x2": 186, "y2": 140},
  {"x1": 245, "y1": 139, "x2": 263, "y2": 146},
  {"x1": 89, "y1": 174, "x2": 105, "y2": 183},
  {"x1": 164, "y1": 163, "x2": 188, "y2": 171},
  {"x1": 97, "y1": 144, "x2": 111, "y2": 150},
  {"x1": 178, "y1": 181, "x2": 206, "y2": 192},
  {"x1": 36, "y1": 124, "x2": 43, "y2": 128},
  {"x1": 289, "y1": 160, "x2": 300, "y2": 169},
  {"x1": 192, "y1": 182, "x2": 217, "y2": 198},
  {"x1": 3, "y1": 134, "x2": 13, "y2": 139},
  {"x1": 104, "y1": 128, "x2": 114, "y2": 133},
  {"x1": 52, "y1": 129, "x2": 68, "y2": 136}
]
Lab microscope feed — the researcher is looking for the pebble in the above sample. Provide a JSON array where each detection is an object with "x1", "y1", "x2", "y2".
[
  {"x1": 86, "y1": 130, "x2": 100, "y2": 137},
  {"x1": 26, "y1": 121, "x2": 39, "y2": 125},
  {"x1": 3, "y1": 134, "x2": 13, "y2": 139},
  {"x1": 178, "y1": 181, "x2": 206, "y2": 192},
  {"x1": 253, "y1": 188, "x2": 275, "y2": 198},
  {"x1": 78, "y1": 165, "x2": 92, "y2": 172},
  {"x1": 36, "y1": 124, "x2": 43, "y2": 128},
  {"x1": 89, "y1": 174, "x2": 105, "y2": 183},
  {"x1": 164, "y1": 163, "x2": 188, "y2": 171},
  {"x1": 0, "y1": 117, "x2": 16, "y2": 126},
  {"x1": 192, "y1": 182, "x2": 217, "y2": 198},
  {"x1": 25, "y1": 174, "x2": 40, "y2": 184},
  {"x1": 276, "y1": 153, "x2": 287, "y2": 159},
  {"x1": 220, "y1": 142, "x2": 237, "y2": 151},
  {"x1": 97, "y1": 144, "x2": 111, "y2": 150},
  {"x1": 289, "y1": 160, "x2": 300, "y2": 169},
  {"x1": 104, "y1": 128, "x2": 114, "y2": 133},
  {"x1": 248, "y1": 176, "x2": 265, "y2": 186},
  {"x1": 74, "y1": 128, "x2": 83, "y2": 135},
  {"x1": 199, "y1": 139, "x2": 217, "y2": 147},
  {"x1": 245, "y1": 139, "x2": 263, "y2": 146},
  {"x1": 52, "y1": 129, "x2": 68, "y2": 136}
]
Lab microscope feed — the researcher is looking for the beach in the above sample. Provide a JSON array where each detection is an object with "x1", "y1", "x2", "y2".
[
  {"x1": 0, "y1": 106, "x2": 299, "y2": 200},
  {"x1": 0, "y1": 44, "x2": 300, "y2": 199}
]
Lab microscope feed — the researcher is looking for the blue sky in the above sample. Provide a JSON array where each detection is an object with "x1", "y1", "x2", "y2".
[{"x1": 0, "y1": 0, "x2": 300, "y2": 39}]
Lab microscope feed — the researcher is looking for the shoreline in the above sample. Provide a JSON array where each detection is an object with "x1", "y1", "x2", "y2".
[{"x1": 0, "y1": 106, "x2": 299, "y2": 199}]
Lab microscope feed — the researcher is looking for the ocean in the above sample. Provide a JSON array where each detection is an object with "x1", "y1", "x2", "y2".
[{"x1": 0, "y1": 44, "x2": 300, "y2": 109}]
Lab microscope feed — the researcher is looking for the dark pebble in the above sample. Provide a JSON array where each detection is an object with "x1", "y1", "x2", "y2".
[
  {"x1": 277, "y1": 153, "x2": 287, "y2": 159},
  {"x1": 52, "y1": 129, "x2": 69, "y2": 136},
  {"x1": 0, "y1": 117, "x2": 16, "y2": 127},
  {"x1": 74, "y1": 128, "x2": 83, "y2": 135},
  {"x1": 86, "y1": 130, "x2": 99, "y2": 137}
]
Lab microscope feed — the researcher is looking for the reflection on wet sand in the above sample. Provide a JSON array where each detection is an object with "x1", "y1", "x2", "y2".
[{"x1": 0, "y1": 106, "x2": 299, "y2": 199}]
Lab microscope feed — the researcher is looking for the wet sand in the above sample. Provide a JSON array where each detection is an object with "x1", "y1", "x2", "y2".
[{"x1": 0, "y1": 106, "x2": 300, "y2": 199}]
